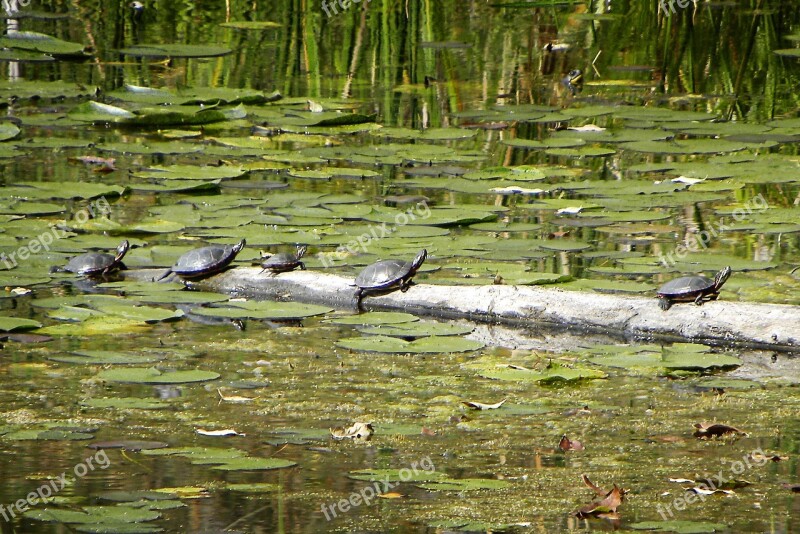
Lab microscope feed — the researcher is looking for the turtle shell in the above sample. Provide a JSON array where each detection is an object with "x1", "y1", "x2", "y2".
[
  {"x1": 355, "y1": 259, "x2": 412, "y2": 290},
  {"x1": 261, "y1": 245, "x2": 307, "y2": 273},
  {"x1": 65, "y1": 253, "x2": 117, "y2": 275},
  {"x1": 172, "y1": 239, "x2": 245, "y2": 278},
  {"x1": 657, "y1": 275, "x2": 715, "y2": 298},
  {"x1": 62, "y1": 240, "x2": 129, "y2": 276}
]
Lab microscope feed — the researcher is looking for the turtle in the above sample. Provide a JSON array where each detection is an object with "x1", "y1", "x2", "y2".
[
  {"x1": 52, "y1": 240, "x2": 129, "y2": 276},
  {"x1": 656, "y1": 266, "x2": 732, "y2": 311},
  {"x1": 562, "y1": 69, "x2": 583, "y2": 95},
  {"x1": 353, "y1": 249, "x2": 427, "y2": 308},
  {"x1": 260, "y1": 245, "x2": 307, "y2": 274},
  {"x1": 158, "y1": 239, "x2": 246, "y2": 281}
]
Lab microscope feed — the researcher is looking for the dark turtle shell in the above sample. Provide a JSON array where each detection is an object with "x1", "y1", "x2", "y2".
[
  {"x1": 165, "y1": 239, "x2": 245, "y2": 279},
  {"x1": 61, "y1": 240, "x2": 129, "y2": 276},
  {"x1": 656, "y1": 266, "x2": 731, "y2": 311},
  {"x1": 354, "y1": 249, "x2": 427, "y2": 306},
  {"x1": 261, "y1": 245, "x2": 307, "y2": 274}
]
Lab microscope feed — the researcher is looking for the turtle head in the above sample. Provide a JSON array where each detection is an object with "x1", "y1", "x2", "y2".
[
  {"x1": 411, "y1": 249, "x2": 428, "y2": 271},
  {"x1": 296, "y1": 245, "x2": 308, "y2": 258},
  {"x1": 714, "y1": 266, "x2": 732, "y2": 289},
  {"x1": 233, "y1": 239, "x2": 246, "y2": 254},
  {"x1": 115, "y1": 240, "x2": 130, "y2": 261}
]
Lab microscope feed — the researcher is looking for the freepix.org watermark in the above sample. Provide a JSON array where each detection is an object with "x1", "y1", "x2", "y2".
[
  {"x1": 317, "y1": 201, "x2": 431, "y2": 268},
  {"x1": 320, "y1": 456, "x2": 435, "y2": 521},
  {"x1": 322, "y1": 0, "x2": 370, "y2": 18},
  {"x1": 657, "y1": 193, "x2": 768, "y2": 268},
  {"x1": 2, "y1": 0, "x2": 31, "y2": 12},
  {"x1": 659, "y1": 0, "x2": 696, "y2": 16},
  {"x1": 0, "y1": 196, "x2": 111, "y2": 270},
  {"x1": 656, "y1": 447, "x2": 770, "y2": 520},
  {"x1": 0, "y1": 449, "x2": 111, "y2": 522}
]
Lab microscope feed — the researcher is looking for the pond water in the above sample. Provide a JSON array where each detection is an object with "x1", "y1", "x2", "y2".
[{"x1": 0, "y1": 1, "x2": 799, "y2": 532}]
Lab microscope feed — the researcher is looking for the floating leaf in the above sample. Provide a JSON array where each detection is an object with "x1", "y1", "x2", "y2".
[
  {"x1": 118, "y1": 44, "x2": 232, "y2": 58},
  {"x1": 190, "y1": 301, "x2": 331, "y2": 320},
  {"x1": 630, "y1": 521, "x2": 730, "y2": 533},
  {"x1": 211, "y1": 458, "x2": 297, "y2": 471},
  {"x1": 328, "y1": 312, "x2": 419, "y2": 325},
  {"x1": 471, "y1": 362, "x2": 607, "y2": 382},
  {"x1": 0, "y1": 316, "x2": 41, "y2": 331},
  {"x1": 38, "y1": 317, "x2": 151, "y2": 336},
  {"x1": 49, "y1": 350, "x2": 169, "y2": 365},
  {"x1": 96, "y1": 368, "x2": 220, "y2": 384},
  {"x1": 336, "y1": 335, "x2": 484, "y2": 353},
  {"x1": 0, "y1": 31, "x2": 87, "y2": 56},
  {"x1": 359, "y1": 321, "x2": 473, "y2": 338}
]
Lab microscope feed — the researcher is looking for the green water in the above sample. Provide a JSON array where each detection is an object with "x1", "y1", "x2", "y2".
[{"x1": 0, "y1": 1, "x2": 799, "y2": 532}]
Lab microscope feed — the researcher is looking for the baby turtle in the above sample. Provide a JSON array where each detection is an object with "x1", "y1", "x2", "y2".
[
  {"x1": 656, "y1": 266, "x2": 732, "y2": 311},
  {"x1": 261, "y1": 245, "x2": 307, "y2": 274},
  {"x1": 354, "y1": 249, "x2": 427, "y2": 308},
  {"x1": 52, "y1": 240, "x2": 129, "y2": 277},
  {"x1": 159, "y1": 239, "x2": 245, "y2": 280}
]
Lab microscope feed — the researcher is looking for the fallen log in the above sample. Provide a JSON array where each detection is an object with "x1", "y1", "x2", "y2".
[{"x1": 123, "y1": 267, "x2": 800, "y2": 351}]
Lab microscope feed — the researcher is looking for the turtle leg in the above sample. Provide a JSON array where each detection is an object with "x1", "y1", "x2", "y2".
[
  {"x1": 355, "y1": 287, "x2": 364, "y2": 311},
  {"x1": 400, "y1": 278, "x2": 414, "y2": 292},
  {"x1": 658, "y1": 297, "x2": 672, "y2": 311},
  {"x1": 156, "y1": 268, "x2": 173, "y2": 282},
  {"x1": 694, "y1": 293, "x2": 707, "y2": 306},
  {"x1": 299, "y1": 262, "x2": 306, "y2": 270}
]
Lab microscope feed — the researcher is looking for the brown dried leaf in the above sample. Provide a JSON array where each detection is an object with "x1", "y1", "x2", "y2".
[
  {"x1": 71, "y1": 155, "x2": 117, "y2": 172},
  {"x1": 217, "y1": 389, "x2": 253, "y2": 403},
  {"x1": 421, "y1": 427, "x2": 437, "y2": 436},
  {"x1": 574, "y1": 475, "x2": 626, "y2": 518},
  {"x1": 693, "y1": 422, "x2": 746, "y2": 439},
  {"x1": 378, "y1": 492, "x2": 404, "y2": 499},
  {"x1": 558, "y1": 434, "x2": 584, "y2": 452},
  {"x1": 581, "y1": 474, "x2": 605, "y2": 497}
]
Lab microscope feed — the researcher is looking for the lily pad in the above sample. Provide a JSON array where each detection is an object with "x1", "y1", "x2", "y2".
[
  {"x1": 630, "y1": 520, "x2": 729, "y2": 533},
  {"x1": 96, "y1": 368, "x2": 221, "y2": 384},
  {"x1": 0, "y1": 31, "x2": 87, "y2": 56},
  {"x1": 336, "y1": 335, "x2": 484, "y2": 353},
  {"x1": 470, "y1": 362, "x2": 607, "y2": 382},
  {"x1": 190, "y1": 301, "x2": 331, "y2": 320},
  {"x1": 118, "y1": 44, "x2": 232, "y2": 58},
  {"x1": 359, "y1": 321, "x2": 473, "y2": 338},
  {"x1": 328, "y1": 312, "x2": 419, "y2": 325},
  {"x1": 0, "y1": 316, "x2": 42, "y2": 331},
  {"x1": 210, "y1": 458, "x2": 297, "y2": 471},
  {"x1": 49, "y1": 349, "x2": 174, "y2": 365}
]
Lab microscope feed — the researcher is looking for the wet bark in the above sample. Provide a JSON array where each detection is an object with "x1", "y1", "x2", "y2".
[{"x1": 124, "y1": 267, "x2": 800, "y2": 351}]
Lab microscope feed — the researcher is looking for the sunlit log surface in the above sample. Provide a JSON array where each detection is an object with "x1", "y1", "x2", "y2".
[{"x1": 124, "y1": 268, "x2": 800, "y2": 351}]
